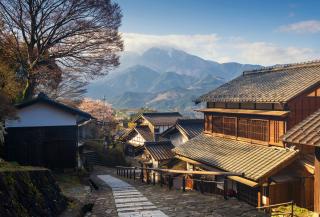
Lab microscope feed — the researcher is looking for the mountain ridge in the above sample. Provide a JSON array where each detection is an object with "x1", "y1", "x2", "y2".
[{"x1": 87, "y1": 47, "x2": 262, "y2": 115}]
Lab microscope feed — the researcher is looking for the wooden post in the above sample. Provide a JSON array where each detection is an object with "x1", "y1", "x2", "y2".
[
  {"x1": 140, "y1": 168, "x2": 144, "y2": 183},
  {"x1": 160, "y1": 172, "x2": 163, "y2": 187},
  {"x1": 315, "y1": 147, "x2": 320, "y2": 214},
  {"x1": 182, "y1": 176, "x2": 186, "y2": 192},
  {"x1": 153, "y1": 172, "x2": 156, "y2": 185},
  {"x1": 168, "y1": 175, "x2": 172, "y2": 190},
  {"x1": 200, "y1": 178, "x2": 204, "y2": 194},
  {"x1": 223, "y1": 178, "x2": 228, "y2": 200},
  {"x1": 147, "y1": 170, "x2": 150, "y2": 184},
  {"x1": 291, "y1": 201, "x2": 294, "y2": 217},
  {"x1": 133, "y1": 169, "x2": 136, "y2": 181},
  {"x1": 129, "y1": 168, "x2": 132, "y2": 179}
]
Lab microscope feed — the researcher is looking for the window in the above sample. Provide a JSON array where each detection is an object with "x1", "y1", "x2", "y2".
[
  {"x1": 212, "y1": 116, "x2": 223, "y2": 134},
  {"x1": 256, "y1": 103, "x2": 273, "y2": 110},
  {"x1": 238, "y1": 118, "x2": 269, "y2": 141},
  {"x1": 215, "y1": 102, "x2": 225, "y2": 108},
  {"x1": 238, "y1": 118, "x2": 249, "y2": 138},
  {"x1": 250, "y1": 120, "x2": 269, "y2": 141},
  {"x1": 207, "y1": 102, "x2": 214, "y2": 108},
  {"x1": 226, "y1": 103, "x2": 240, "y2": 109},
  {"x1": 223, "y1": 117, "x2": 236, "y2": 136}
]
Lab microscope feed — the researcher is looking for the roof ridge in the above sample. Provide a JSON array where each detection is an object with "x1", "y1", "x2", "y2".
[{"x1": 243, "y1": 59, "x2": 320, "y2": 76}]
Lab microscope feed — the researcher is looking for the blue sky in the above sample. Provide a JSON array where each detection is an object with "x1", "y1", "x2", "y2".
[{"x1": 115, "y1": 0, "x2": 320, "y2": 65}]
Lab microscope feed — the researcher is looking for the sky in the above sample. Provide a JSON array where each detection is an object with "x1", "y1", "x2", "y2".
[{"x1": 115, "y1": 0, "x2": 320, "y2": 65}]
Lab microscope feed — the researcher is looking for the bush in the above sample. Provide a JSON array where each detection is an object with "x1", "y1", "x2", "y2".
[{"x1": 84, "y1": 141, "x2": 129, "y2": 167}]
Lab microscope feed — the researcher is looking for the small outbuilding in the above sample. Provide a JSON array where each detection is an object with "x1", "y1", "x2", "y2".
[{"x1": 4, "y1": 93, "x2": 93, "y2": 169}]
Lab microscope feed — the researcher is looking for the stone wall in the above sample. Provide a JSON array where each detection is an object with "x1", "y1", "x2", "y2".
[{"x1": 0, "y1": 169, "x2": 67, "y2": 217}]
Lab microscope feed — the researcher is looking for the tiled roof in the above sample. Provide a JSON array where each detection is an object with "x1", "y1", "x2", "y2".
[
  {"x1": 174, "y1": 134, "x2": 298, "y2": 181},
  {"x1": 176, "y1": 119, "x2": 203, "y2": 139},
  {"x1": 142, "y1": 112, "x2": 182, "y2": 126},
  {"x1": 145, "y1": 141, "x2": 174, "y2": 161},
  {"x1": 16, "y1": 92, "x2": 93, "y2": 120},
  {"x1": 135, "y1": 125, "x2": 154, "y2": 142},
  {"x1": 196, "y1": 61, "x2": 320, "y2": 103},
  {"x1": 283, "y1": 108, "x2": 320, "y2": 146},
  {"x1": 121, "y1": 125, "x2": 168, "y2": 143}
]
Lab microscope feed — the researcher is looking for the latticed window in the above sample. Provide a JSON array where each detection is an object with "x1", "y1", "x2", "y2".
[
  {"x1": 223, "y1": 117, "x2": 236, "y2": 136},
  {"x1": 212, "y1": 116, "x2": 223, "y2": 134},
  {"x1": 238, "y1": 118, "x2": 269, "y2": 141},
  {"x1": 238, "y1": 118, "x2": 249, "y2": 138},
  {"x1": 250, "y1": 119, "x2": 269, "y2": 141}
]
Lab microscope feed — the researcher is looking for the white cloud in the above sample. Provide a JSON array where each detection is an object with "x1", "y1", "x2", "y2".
[
  {"x1": 278, "y1": 20, "x2": 320, "y2": 33},
  {"x1": 123, "y1": 33, "x2": 221, "y2": 60},
  {"x1": 122, "y1": 32, "x2": 319, "y2": 65}
]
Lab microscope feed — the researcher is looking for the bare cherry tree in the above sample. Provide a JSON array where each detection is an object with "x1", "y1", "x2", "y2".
[{"x1": 0, "y1": 0, "x2": 123, "y2": 99}]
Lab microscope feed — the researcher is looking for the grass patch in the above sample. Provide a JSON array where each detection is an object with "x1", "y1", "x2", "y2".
[
  {"x1": 272, "y1": 205, "x2": 314, "y2": 217},
  {"x1": 84, "y1": 141, "x2": 129, "y2": 166},
  {"x1": 0, "y1": 161, "x2": 45, "y2": 172},
  {"x1": 53, "y1": 171, "x2": 88, "y2": 193}
]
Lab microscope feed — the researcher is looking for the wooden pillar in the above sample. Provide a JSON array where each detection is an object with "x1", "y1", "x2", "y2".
[
  {"x1": 160, "y1": 172, "x2": 163, "y2": 187},
  {"x1": 314, "y1": 147, "x2": 320, "y2": 214},
  {"x1": 133, "y1": 169, "x2": 136, "y2": 181},
  {"x1": 223, "y1": 178, "x2": 228, "y2": 200},
  {"x1": 182, "y1": 176, "x2": 186, "y2": 192}
]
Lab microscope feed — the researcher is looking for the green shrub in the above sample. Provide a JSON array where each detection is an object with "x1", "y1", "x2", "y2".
[{"x1": 84, "y1": 141, "x2": 129, "y2": 166}]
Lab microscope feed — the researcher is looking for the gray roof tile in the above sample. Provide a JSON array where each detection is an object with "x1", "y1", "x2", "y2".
[
  {"x1": 196, "y1": 61, "x2": 320, "y2": 103},
  {"x1": 174, "y1": 134, "x2": 298, "y2": 181}
]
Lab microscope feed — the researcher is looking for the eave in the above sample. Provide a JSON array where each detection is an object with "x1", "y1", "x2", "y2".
[{"x1": 196, "y1": 108, "x2": 289, "y2": 118}]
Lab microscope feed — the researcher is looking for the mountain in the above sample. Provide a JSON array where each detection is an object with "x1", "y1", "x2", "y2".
[{"x1": 86, "y1": 47, "x2": 262, "y2": 115}]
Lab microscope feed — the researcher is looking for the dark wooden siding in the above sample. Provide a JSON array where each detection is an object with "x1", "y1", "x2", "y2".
[
  {"x1": 287, "y1": 85, "x2": 320, "y2": 129},
  {"x1": 4, "y1": 126, "x2": 78, "y2": 168}
]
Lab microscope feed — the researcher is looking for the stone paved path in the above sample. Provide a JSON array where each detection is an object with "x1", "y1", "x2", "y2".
[
  {"x1": 97, "y1": 175, "x2": 168, "y2": 217},
  {"x1": 90, "y1": 167, "x2": 267, "y2": 217}
]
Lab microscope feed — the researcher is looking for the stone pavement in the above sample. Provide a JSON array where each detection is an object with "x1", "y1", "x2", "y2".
[
  {"x1": 97, "y1": 175, "x2": 168, "y2": 217},
  {"x1": 89, "y1": 166, "x2": 267, "y2": 217}
]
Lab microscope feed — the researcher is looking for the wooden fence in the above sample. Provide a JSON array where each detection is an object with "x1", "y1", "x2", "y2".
[
  {"x1": 257, "y1": 201, "x2": 294, "y2": 217},
  {"x1": 116, "y1": 166, "x2": 242, "y2": 200}
]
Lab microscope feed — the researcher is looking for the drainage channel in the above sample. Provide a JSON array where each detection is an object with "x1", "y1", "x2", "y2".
[{"x1": 97, "y1": 175, "x2": 168, "y2": 217}]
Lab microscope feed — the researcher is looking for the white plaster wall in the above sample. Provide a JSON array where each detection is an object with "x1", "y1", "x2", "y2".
[
  {"x1": 170, "y1": 132, "x2": 188, "y2": 147},
  {"x1": 5, "y1": 103, "x2": 77, "y2": 127},
  {"x1": 129, "y1": 133, "x2": 145, "y2": 145}
]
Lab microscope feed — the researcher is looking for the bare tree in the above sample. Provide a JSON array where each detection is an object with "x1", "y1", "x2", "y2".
[{"x1": 0, "y1": 0, "x2": 123, "y2": 99}]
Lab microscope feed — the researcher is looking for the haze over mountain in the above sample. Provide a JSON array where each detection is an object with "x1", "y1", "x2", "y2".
[{"x1": 87, "y1": 47, "x2": 261, "y2": 115}]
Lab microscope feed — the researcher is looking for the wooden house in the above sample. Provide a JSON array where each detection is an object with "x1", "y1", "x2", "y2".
[
  {"x1": 4, "y1": 93, "x2": 93, "y2": 169},
  {"x1": 122, "y1": 112, "x2": 182, "y2": 156},
  {"x1": 174, "y1": 61, "x2": 320, "y2": 209},
  {"x1": 283, "y1": 108, "x2": 320, "y2": 213},
  {"x1": 161, "y1": 119, "x2": 203, "y2": 147}
]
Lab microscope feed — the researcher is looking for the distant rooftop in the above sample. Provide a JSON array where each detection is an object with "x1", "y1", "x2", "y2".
[
  {"x1": 196, "y1": 60, "x2": 320, "y2": 104},
  {"x1": 140, "y1": 112, "x2": 182, "y2": 126},
  {"x1": 283, "y1": 108, "x2": 320, "y2": 146}
]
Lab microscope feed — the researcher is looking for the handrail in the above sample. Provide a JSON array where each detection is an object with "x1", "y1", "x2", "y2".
[
  {"x1": 256, "y1": 201, "x2": 294, "y2": 209},
  {"x1": 257, "y1": 201, "x2": 294, "y2": 217},
  {"x1": 115, "y1": 166, "x2": 243, "y2": 176}
]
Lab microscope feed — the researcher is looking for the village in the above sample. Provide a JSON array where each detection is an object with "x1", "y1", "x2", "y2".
[{"x1": 1, "y1": 1, "x2": 320, "y2": 217}]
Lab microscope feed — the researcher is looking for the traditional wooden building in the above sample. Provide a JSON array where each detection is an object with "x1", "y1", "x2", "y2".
[
  {"x1": 5, "y1": 93, "x2": 93, "y2": 169},
  {"x1": 283, "y1": 108, "x2": 320, "y2": 213},
  {"x1": 161, "y1": 119, "x2": 203, "y2": 147},
  {"x1": 122, "y1": 112, "x2": 182, "y2": 156},
  {"x1": 174, "y1": 61, "x2": 320, "y2": 209}
]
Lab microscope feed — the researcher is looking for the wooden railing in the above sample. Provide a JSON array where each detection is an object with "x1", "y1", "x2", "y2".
[
  {"x1": 257, "y1": 201, "x2": 294, "y2": 217},
  {"x1": 115, "y1": 166, "x2": 243, "y2": 200}
]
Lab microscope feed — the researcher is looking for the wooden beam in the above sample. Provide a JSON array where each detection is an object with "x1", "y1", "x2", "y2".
[
  {"x1": 175, "y1": 155, "x2": 259, "y2": 187},
  {"x1": 314, "y1": 147, "x2": 320, "y2": 213}
]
